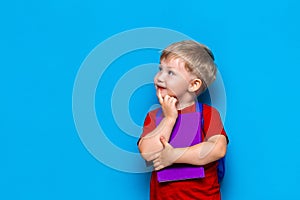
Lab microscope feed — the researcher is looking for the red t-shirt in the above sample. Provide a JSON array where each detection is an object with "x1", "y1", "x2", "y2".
[{"x1": 141, "y1": 103, "x2": 228, "y2": 200}]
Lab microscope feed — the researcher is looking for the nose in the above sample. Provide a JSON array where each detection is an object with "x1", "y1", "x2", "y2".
[{"x1": 154, "y1": 71, "x2": 164, "y2": 83}]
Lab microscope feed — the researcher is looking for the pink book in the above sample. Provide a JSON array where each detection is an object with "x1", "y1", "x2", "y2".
[{"x1": 156, "y1": 110, "x2": 205, "y2": 182}]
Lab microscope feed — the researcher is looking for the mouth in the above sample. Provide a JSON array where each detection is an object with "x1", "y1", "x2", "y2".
[
  {"x1": 155, "y1": 85, "x2": 177, "y2": 99},
  {"x1": 155, "y1": 85, "x2": 167, "y2": 93},
  {"x1": 155, "y1": 84, "x2": 166, "y2": 90}
]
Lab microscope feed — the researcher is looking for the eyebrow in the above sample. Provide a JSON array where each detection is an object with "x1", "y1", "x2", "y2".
[{"x1": 159, "y1": 64, "x2": 175, "y2": 69}]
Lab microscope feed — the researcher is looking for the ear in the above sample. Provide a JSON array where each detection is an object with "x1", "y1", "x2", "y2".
[{"x1": 188, "y1": 78, "x2": 202, "y2": 93}]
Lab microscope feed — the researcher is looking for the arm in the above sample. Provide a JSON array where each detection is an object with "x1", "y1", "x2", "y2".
[
  {"x1": 138, "y1": 117, "x2": 176, "y2": 161},
  {"x1": 138, "y1": 91, "x2": 178, "y2": 161},
  {"x1": 175, "y1": 134, "x2": 227, "y2": 165},
  {"x1": 152, "y1": 135, "x2": 227, "y2": 170},
  {"x1": 152, "y1": 105, "x2": 228, "y2": 170}
]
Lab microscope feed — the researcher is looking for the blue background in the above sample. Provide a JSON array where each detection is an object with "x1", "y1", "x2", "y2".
[{"x1": 1, "y1": 0, "x2": 300, "y2": 199}]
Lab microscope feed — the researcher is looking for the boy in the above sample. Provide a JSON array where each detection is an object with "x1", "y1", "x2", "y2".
[{"x1": 138, "y1": 40, "x2": 228, "y2": 199}]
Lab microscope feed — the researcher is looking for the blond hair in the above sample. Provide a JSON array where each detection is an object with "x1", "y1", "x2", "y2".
[{"x1": 160, "y1": 40, "x2": 217, "y2": 93}]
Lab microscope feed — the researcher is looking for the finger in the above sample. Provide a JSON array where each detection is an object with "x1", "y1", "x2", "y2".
[
  {"x1": 171, "y1": 97, "x2": 177, "y2": 106},
  {"x1": 155, "y1": 165, "x2": 164, "y2": 171},
  {"x1": 168, "y1": 96, "x2": 175, "y2": 103},
  {"x1": 164, "y1": 95, "x2": 170, "y2": 102},
  {"x1": 153, "y1": 160, "x2": 160, "y2": 168},
  {"x1": 160, "y1": 136, "x2": 168, "y2": 147},
  {"x1": 166, "y1": 96, "x2": 176, "y2": 104},
  {"x1": 157, "y1": 89, "x2": 163, "y2": 104},
  {"x1": 148, "y1": 152, "x2": 160, "y2": 161}
]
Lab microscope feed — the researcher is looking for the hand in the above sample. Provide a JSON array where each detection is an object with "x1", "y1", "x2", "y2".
[
  {"x1": 157, "y1": 90, "x2": 178, "y2": 120},
  {"x1": 152, "y1": 137, "x2": 177, "y2": 171}
]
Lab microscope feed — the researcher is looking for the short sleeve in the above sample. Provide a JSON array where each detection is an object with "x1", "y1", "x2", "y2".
[
  {"x1": 202, "y1": 104, "x2": 229, "y2": 143},
  {"x1": 137, "y1": 109, "x2": 158, "y2": 145}
]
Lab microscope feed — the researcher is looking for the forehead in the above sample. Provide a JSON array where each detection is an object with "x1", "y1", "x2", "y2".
[
  {"x1": 160, "y1": 57, "x2": 195, "y2": 80},
  {"x1": 160, "y1": 57, "x2": 187, "y2": 71}
]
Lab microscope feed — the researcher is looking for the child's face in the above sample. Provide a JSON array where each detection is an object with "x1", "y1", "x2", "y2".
[{"x1": 154, "y1": 57, "x2": 195, "y2": 102}]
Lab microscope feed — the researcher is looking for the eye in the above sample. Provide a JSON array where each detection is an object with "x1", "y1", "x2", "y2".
[
  {"x1": 168, "y1": 70, "x2": 174, "y2": 76},
  {"x1": 158, "y1": 66, "x2": 162, "y2": 71}
]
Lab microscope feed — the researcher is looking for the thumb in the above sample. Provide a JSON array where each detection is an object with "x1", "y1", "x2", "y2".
[{"x1": 160, "y1": 136, "x2": 168, "y2": 147}]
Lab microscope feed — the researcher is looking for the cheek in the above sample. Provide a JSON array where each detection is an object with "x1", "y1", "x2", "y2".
[
  {"x1": 169, "y1": 79, "x2": 188, "y2": 92},
  {"x1": 153, "y1": 73, "x2": 159, "y2": 82}
]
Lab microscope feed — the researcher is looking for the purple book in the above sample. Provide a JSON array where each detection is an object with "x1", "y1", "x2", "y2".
[{"x1": 156, "y1": 111, "x2": 205, "y2": 182}]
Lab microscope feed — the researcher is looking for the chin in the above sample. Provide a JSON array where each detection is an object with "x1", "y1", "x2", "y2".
[{"x1": 161, "y1": 91, "x2": 176, "y2": 98}]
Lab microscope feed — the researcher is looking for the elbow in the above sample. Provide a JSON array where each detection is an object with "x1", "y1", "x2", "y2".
[
  {"x1": 138, "y1": 142, "x2": 153, "y2": 162},
  {"x1": 138, "y1": 138, "x2": 147, "y2": 155},
  {"x1": 139, "y1": 151, "x2": 153, "y2": 162},
  {"x1": 138, "y1": 143, "x2": 147, "y2": 160},
  {"x1": 217, "y1": 144, "x2": 227, "y2": 159},
  {"x1": 138, "y1": 137, "x2": 163, "y2": 161},
  {"x1": 213, "y1": 135, "x2": 227, "y2": 160}
]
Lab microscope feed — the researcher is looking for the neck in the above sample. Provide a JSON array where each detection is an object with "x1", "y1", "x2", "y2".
[{"x1": 176, "y1": 99, "x2": 196, "y2": 110}]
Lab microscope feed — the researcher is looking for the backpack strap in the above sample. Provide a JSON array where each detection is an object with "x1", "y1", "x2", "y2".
[
  {"x1": 199, "y1": 102, "x2": 225, "y2": 184},
  {"x1": 198, "y1": 102, "x2": 204, "y2": 140}
]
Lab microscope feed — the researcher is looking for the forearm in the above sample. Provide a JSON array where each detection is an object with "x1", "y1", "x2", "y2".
[
  {"x1": 173, "y1": 135, "x2": 227, "y2": 166},
  {"x1": 138, "y1": 117, "x2": 176, "y2": 160}
]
